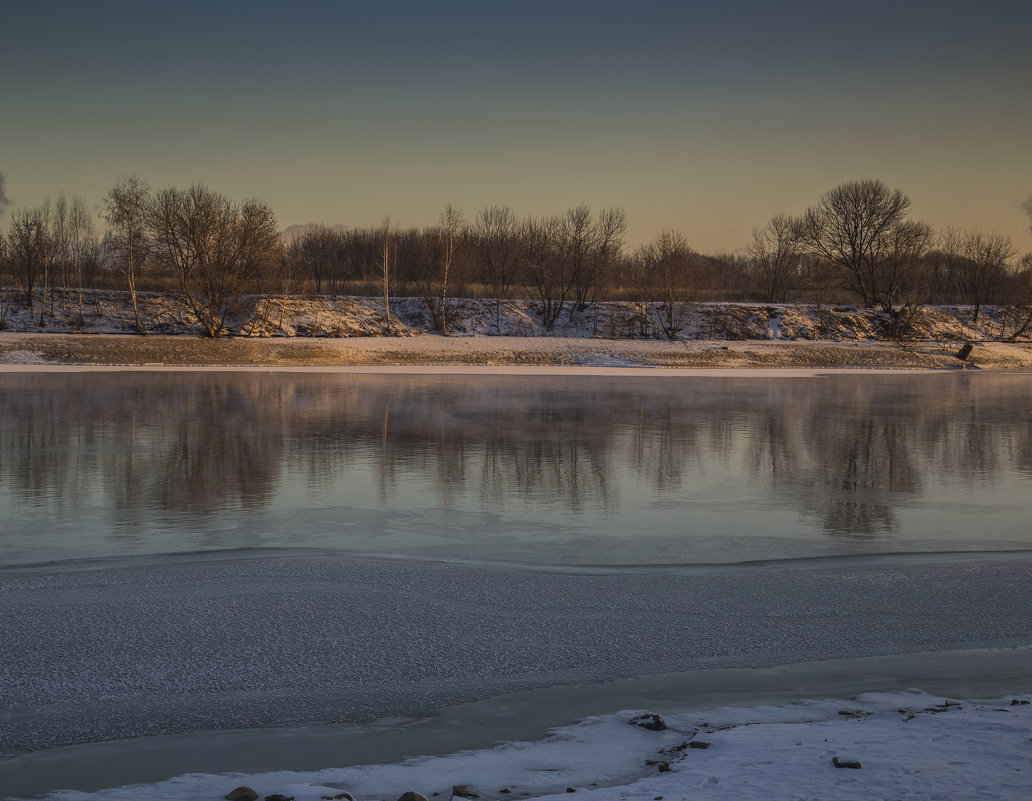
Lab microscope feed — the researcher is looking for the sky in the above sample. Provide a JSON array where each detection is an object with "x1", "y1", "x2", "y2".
[{"x1": 1, "y1": 0, "x2": 1030, "y2": 254}]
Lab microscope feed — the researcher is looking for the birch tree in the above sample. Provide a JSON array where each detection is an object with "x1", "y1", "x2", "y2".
[
  {"x1": 379, "y1": 217, "x2": 395, "y2": 334},
  {"x1": 103, "y1": 175, "x2": 150, "y2": 333},
  {"x1": 421, "y1": 204, "x2": 463, "y2": 333}
]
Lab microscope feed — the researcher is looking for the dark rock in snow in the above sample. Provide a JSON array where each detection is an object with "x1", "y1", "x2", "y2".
[
  {"x1": 452, "y1": 786, "x2": 479, "y2": 799},
  {"x1": 688, "y1": 741, "x2": 710, "y2": 749},
  {"x1": 565, "y1": 788, "x2": 577, "y2": 793},
  {"x1": 398, "y1": 793, "x2": 429, "y2": 801},
  {"x1": 657, "y1": 761, "x2": 671, "y2": 773},
  {"x1": 226, "y1": 788, "x2": 259, "y2": 801},
  {"x1": 629, "y1": 713, "x2": 667, "y2": 731},
  {"x1": 321, "y1": 795, "x2": 354, "y2": 801},
  {"x1": 832, "y1": 757, "x2": 862, "y2": 769},
  {"x1": 265, "y1": 795, "x2": 294, "y2": 801},
  {"x1": 1011, "y1": 699, "x2": 1030, "y2": 706}
]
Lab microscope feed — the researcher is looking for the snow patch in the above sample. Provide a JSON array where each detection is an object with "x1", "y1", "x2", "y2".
[{"x1": 1, "y1": 349, "x2": 47, "y2": 364}]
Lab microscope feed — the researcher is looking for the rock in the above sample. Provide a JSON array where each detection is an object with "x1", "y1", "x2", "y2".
[
  {"x1": 629, "y1": 713, "x2": 667, "y2": 731},
  {"x1": 832, "y1": 757, "x2": 862, "y2": 769},
  {"x1": 265, "y1": 795, "x2": 294, "y2": 801},
  {"x1": 688, "y1": 741, "x2": 710, "y2": 749},
  {"x1": 397, "y1": 794, "x2": 429, "y2": 801},
  {"x1": 1011, "y1": 699, "x2": 1030, "y2": 706},
  {"x1": 657, "y1": 762, "x2": 671, "y2": 773},
  {"x1": 565, "y1": 788, "x2": 576, "y2": 793},
  {"x1": 452, "y1": 787, "x2": 479, "y2": 799},
  {"x1": 321, "y1": 796, "x2": 354, "y2": 801},
  {"x1": 226, "y1": 788, "x2": 259, "y2": 801},
  {"x1": 499, "y1": 791, "x2": 510, "y2": 795},
  {"x1": 955, "y1": 343, "x2": 973, "y2": 361}
]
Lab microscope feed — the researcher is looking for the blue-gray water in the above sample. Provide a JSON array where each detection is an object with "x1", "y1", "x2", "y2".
[{"x1": 2, "y1": 371, "x2": 1031, "y2": 567}]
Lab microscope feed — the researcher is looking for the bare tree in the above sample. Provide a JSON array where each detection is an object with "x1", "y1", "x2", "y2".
[
  {"x1": 48, "y1": 193, "x2": 99, "y2": 324},
  {"x1": 440, "y1": 204, "x2": 462, "y2": 333},
  {"x1": 577, "y1": 206, "x2": 627, "y2": 313},
  {"x1": 748, "y1": 213, "x2": 801, "y2": 303},
  {"x1": 797, "y1": 179, "x2": 931, "y2": 311},
  {"x1": 420, "y1": 204, "x2": 463, "y2": 333},
  {"x1": 560, "y1": 205, "x2": 627, "y2": 315},
  {"x1": 562, "y1": 205, "x2": 594, "y2": 314},
  {"x1": 942, "y1": 230, "x2": 1016, "y2": 323},
  {"x1": 996, "y1": 253, "x2": 1032, "y2": 341},
  {"x1": 379, "y1": 217, "x2": 395, "y2": 334},
  {"x1": 0, "y1": 171, "x2": 10, "y2": 218},
  {"x1": 625, "y1": 246, "x2": 655, "y2": 337},
  {"x1": 475, "y1": 206, "x2": 521, "y2": 333},
  {"x1": 6, "y1": 205, "x2": 51, "y2": 318},
  {"x1": 641, "y1": 230, "x2": 695, "y2": 339},
  {"x1": 515, "y1": 207, "x2": 626, "y2": 332},
  {"x1": 145, "y1": 185, "x2": 280, "y2": 337},
  {"x1": 519, "y1": 214, "x2": 571, "y2": 332},
  {"x1": 103, "y1": 175, "x2": 151, "y2": 333},
  {"x1": 286, "y1": 225, "x2": 349, "y2": 295}
]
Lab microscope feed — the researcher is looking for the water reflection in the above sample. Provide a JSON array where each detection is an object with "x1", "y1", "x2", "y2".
[{"x1": 1, "y1": 371, "x2": 1030, "y2": 564}]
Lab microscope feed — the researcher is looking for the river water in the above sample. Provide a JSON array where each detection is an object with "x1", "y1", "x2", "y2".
[{"x1": 2, "y1": 370, "x2": 1032, "y2": 568}]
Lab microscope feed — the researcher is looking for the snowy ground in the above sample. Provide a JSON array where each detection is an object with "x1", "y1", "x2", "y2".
[
  {"x1": 1, "y1": 289, "x2": 1029, "y2": 343},
  {"x1": 5, "y1": 291, "x2": 1032, "y2": 369},
  {"x1": 2, "y1": 290, "x2": 1032, "y2": 371}
]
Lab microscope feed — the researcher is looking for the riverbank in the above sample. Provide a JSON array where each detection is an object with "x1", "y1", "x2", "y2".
[
  {"x1": 4, "y1": 687, "x2": 1030, "y2": 801},
  {"x1": 3, "y1": 332, "x2": 1032, "y2": 369}
]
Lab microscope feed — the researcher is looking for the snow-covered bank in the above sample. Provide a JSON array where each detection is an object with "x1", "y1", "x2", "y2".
[
  {"x1": 1, "y1": 289, "x2": 1029, "y2": 343},
  {"x1": 2, "y1": 290, "x2": 1032, "y2": 370},
  {"x1": 6, "y1": 692, "x2": 1030, "y2": 801}
]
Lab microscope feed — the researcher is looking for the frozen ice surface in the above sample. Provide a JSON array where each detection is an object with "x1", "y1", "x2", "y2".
[{"x1": 2, "y1": 554, "x2": 1031, "y2": 756}]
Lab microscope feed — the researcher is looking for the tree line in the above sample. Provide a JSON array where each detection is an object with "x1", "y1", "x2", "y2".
[{"x1": 1, "y1": 172, "x2": 1031, "y2": 337}]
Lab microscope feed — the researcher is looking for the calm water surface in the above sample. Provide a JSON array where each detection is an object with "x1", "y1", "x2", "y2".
[{"x1": 2, "y1": 371, "x2": 1030, "y2": 567}]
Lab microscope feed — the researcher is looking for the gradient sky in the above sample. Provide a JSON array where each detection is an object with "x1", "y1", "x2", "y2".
[{"x1": 2, "y1": 0, "x2": 1030, "y2": 253}]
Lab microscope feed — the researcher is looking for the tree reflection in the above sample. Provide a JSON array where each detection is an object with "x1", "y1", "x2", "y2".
[{"x1": 1, "y1": 372, "x2": 1030, "y2": 546}]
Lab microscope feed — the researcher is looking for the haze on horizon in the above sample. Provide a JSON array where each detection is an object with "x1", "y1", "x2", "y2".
[{"x1": 2, "y1": 0, "x2": 1030, "y2": 254}]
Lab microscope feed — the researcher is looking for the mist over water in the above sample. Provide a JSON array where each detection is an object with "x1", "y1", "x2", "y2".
[{"x1": 2, "y1": 371, "x2": 1030, "y2": 567}]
